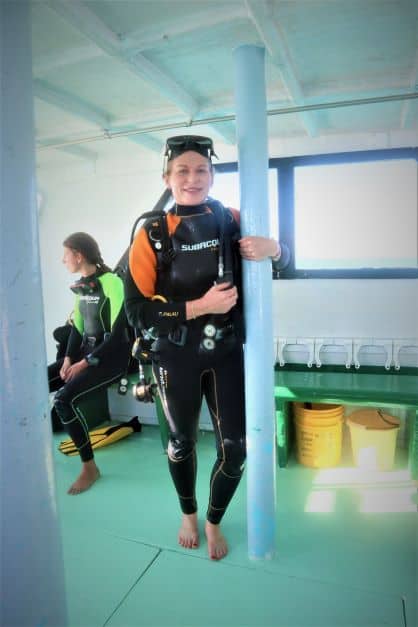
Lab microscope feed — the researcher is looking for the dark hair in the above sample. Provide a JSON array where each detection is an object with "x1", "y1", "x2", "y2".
[{"x1": 63, "y1": 232, "x2": 111, "y2": 272}]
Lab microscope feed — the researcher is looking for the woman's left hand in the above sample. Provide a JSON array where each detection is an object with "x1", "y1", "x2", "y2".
[
  {"x1": 65, "y1": 359, "x2": 88, "y2": 381},
  {"x1": 239, "y1": 236, "x2": 279, "y2": 261}
]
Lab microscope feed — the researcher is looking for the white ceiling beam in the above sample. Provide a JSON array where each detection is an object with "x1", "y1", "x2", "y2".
[
  {"x1": 245, "y1": 0, "x2": 318, "y2": 137},
  {"x1": 212, "y1": 124, "x2": 236, "y2": 146},
  {"x1": 34, "y1": 80, "x2": 162, "y2": 155},
  {"x1": 36, "y1": 87, "x2": 418, "y2": 156},
  {"x1": 193, "y1": 119, "x2": 236, "y2": 145},
  {"x1": 37, "y1": 128, "x2": 163, "y2": 155},
  {"x1": 37, "y1": 137, "x2": 98, "y2": 162},
  {"x1": 59, "y1": 145, "x2": 98, "y2": 161},
  {"x1": 45, "y1": 0, "x2": 121, "y2": 54},
  {"x1": 121, "y1": 133, "x2": 163, "y2": 153},
  {"x1": 46, "y1": 0, "x2": 198, "y2": 116},
  {"x1": 126, "y1": 51, "x2": 198, "y2": 117},
  {"x1": 304, "y1": 81, "x2": 414, "y2": 102},
  {"x1": 46, "y1": 0, "x2": 235, "y2": 144},
  {"x1": 34, "y1": 44, "x2": 103, "y2": 75},
  {"x1": 34, "y1": 79, "x2": 111, "y2": 128},
  {"x1": 120, "y1": 6, "x2": 247, "y2": 51}
]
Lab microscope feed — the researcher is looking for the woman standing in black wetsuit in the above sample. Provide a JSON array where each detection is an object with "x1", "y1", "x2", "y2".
[
  {"x1": 52, "y1": 232, "x2": 131, "y2": 494},
  {"x1": 124, "y1": 136, "x2": 284, "y2": 560}
]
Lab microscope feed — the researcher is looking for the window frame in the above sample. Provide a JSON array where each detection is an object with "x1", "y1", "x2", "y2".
[{"x1": 216, "y1": 147, "x2": 418, "y2": 279}]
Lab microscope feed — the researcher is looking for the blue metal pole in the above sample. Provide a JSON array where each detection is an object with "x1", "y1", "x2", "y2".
[
  {"x1": 233, "y1": 45, "x2": 276, "y2": 559},
  {"x1": 0, "y1": 2, "x2": 68, "y2": 625}
]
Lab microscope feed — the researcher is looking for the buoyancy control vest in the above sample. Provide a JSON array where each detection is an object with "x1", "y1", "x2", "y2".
[
  {"x1": 127, "y1": 198, "x2": 243, "y2": 360},
  {"x1": 70, "y1": 271, "x2": 124, "y2": 344},
  {"x1": 140, "y1": 198, "x2": 240, "y2": 300}
]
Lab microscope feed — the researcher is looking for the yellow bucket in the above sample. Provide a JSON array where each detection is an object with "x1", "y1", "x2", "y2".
[
  {"x1": 294, "y1": 402, "x2": 343, "y2": 417},
  {"x1": 294, "y1": 402, "x2": 343, "y2": 427},
  {"x1": 293, "y1": 403, "x2": 344, "y2": 468},
  {"x1": 347, "y1": 409, "x2": 400, "y2": 471}
]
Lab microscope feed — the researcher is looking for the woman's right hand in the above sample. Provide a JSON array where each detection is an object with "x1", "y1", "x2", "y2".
[
  {"x1": 190, "y1": 282, "x2": 238, "y2": 318},
  {"x1": 59, "y1": 356, "x2": 72, "y2": 381}
]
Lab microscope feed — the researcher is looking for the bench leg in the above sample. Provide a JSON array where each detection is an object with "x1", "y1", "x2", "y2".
[
  {"x1": 408, "y1": 408, "x2": 418, "y2": 480},
  {"x1": 275, "y1": 398, "x2": 290, "y2": 468}
]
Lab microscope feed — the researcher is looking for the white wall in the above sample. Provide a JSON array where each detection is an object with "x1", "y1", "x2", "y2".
[
  {"x1": 274, "y1": 278, "x2": 417, "y2": 339},
  {"x1": 273, "y1": 278, "x2": 418, "y2": 369},
  {"x1": 37, "y1": 136, "x2": 418, "y2": 364},
  {"x1": 38, "y1": 149, "x2": 164, "y2": 361}
]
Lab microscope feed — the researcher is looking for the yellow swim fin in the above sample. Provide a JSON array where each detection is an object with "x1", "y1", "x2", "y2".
[
  {"x1": 58, "y1": 422, "x2": 112, "y2": 455},
  {"x1": 58, "y1": 416, "x2": 142, "y2": 456}
]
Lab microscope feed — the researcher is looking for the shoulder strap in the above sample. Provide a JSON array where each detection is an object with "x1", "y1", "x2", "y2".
[
  {"x1": 142, "y1": 209, "x2": 176, "y2": 271},
  {"x1": 113, "y1": 188, "x2": 172, "y2": 278},
  {"x1": 130, "y1": 208, "x2": 165, "y2": 246}
]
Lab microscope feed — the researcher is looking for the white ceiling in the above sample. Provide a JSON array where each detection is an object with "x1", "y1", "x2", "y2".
[{"x1": 32, "y1": 0, "x2": 418, "y2": 168}]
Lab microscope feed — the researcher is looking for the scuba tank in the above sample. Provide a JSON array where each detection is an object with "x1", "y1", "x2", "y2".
[{"x1": 114, "y1": 188, "x2": 173, "y2": 403}]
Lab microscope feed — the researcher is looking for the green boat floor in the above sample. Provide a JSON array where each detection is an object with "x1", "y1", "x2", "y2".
[{"x1": 53, "y1": 426, "x2": 417, "y2": 627}]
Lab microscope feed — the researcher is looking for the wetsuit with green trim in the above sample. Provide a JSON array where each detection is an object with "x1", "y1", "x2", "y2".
[
  {"x1": 53, "y1": 270, "x2": 131, "y2": 461},
  {"x1": 124, "y1": 201, "x2": 246, "y2": 525}
]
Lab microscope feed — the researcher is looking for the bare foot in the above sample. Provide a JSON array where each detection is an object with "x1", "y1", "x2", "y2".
[
  {"x1": 205, "y1": 521, "x2": 228, "y2": 560},
  {"x1": 67, "y1": 460, "x2": 100, "y2": 495},
  {"x1": 178, "y1": 513, "x2": 199, "y2": 549}
]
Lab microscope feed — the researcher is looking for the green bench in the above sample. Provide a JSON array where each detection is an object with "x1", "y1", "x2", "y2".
[
  {"x1": 79, "y1": 365, "x2": 418, "y2": 480},
  {"x1": 274, "y1": 366, "x2": 418, "y2": 479}
]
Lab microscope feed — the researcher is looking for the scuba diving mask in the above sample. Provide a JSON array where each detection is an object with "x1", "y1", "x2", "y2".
[
  {"x1": 70, "y1": 276, "x2": 100, "y2": 295},
  {"x1": 164, "y1": 135, "x2": 218, "y2": 162}
]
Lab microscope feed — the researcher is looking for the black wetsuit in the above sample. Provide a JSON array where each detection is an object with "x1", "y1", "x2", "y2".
[
  {"x1": 125, "y1": 202, "x2": 246, "y2": 524},
  {"x1": 53, "y1": 270, "x2": 131, "y2": 461},
  {"x1": 48, "y1": 323, "x2": 72, "y2": 431}
]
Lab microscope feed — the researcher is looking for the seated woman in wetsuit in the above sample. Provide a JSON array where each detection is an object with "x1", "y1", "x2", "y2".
[
  {"x1": 52, "y1": 232, "x2": 130, "y2": 494},
  {"x1": 124, "y1": 135, "x2": 286, "y2": 560}
]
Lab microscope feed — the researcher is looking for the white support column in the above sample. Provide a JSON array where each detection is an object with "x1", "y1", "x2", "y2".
[
  {"x1": 234, "y1": 44, "x2": 276, "y2": 559},
  {"x1": 0, "y1": 2, "x2": 67, "y2": 625}
]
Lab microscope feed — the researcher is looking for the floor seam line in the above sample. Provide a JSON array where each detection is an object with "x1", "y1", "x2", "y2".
[
  {"x1": 101, "y1": 548, "x2": 163, "y2": 627},
  {"x1": 93, "y1": 535, "x2": 415, "y2": 602},
  {"x1": 402, "y1": 595, "x2": 408, "y2": 627}
]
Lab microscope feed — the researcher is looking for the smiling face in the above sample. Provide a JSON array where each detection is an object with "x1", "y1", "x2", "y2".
[{"x1": 164, "y1": 150, "x2": 214, "y2": 206}]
